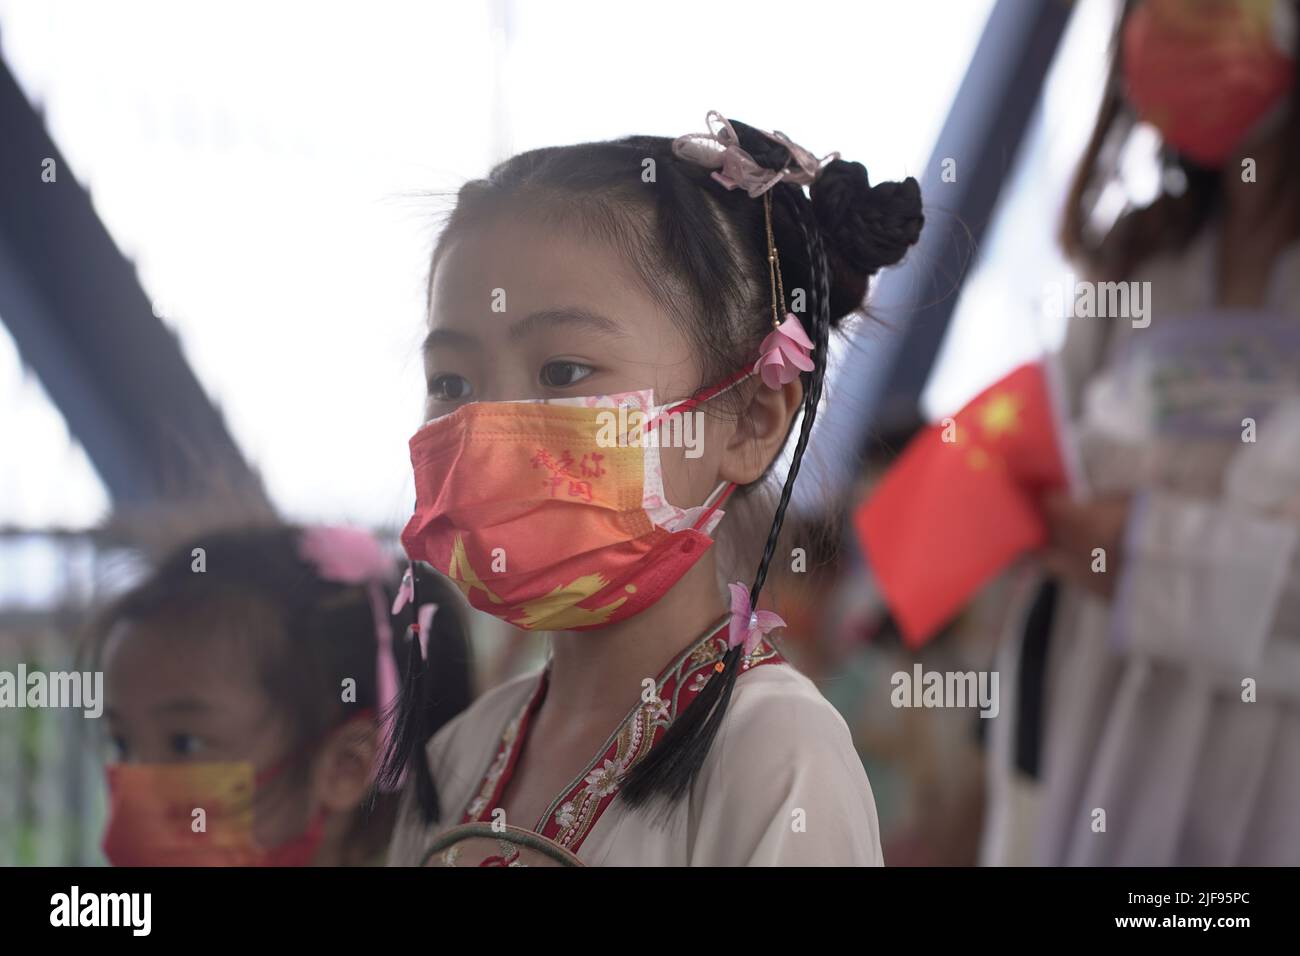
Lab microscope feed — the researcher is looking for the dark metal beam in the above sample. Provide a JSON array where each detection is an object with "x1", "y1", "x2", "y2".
[
  {"x1": 0, "y1": 55, "x2": 269, "y2": 510},
  {"x1": 805, "y1": 0, "x2": 1074, "y2": 500}
]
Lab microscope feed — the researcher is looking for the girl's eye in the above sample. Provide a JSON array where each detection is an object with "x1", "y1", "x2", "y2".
[
  {"x1": 169, "y1": 734, "x2": 206, "y2": 758},
  {"x1": 428, "y1": 374, "x2": 472, "y2": 401},
  {"x1": 540, "y1": 360, "x2": 594, "y2": 389}
]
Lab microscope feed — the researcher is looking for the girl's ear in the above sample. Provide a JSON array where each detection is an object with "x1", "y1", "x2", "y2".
[
  {"x1": 314, "y1": 717, "x2": 379, "y2": 814},
  {"x1": 718, "y1": 377, "x2": 804, "y2": 485}
]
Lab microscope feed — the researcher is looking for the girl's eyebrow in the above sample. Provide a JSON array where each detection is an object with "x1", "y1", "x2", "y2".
[
  {"x1": 508, "y1": 307, "x2": 629, "y2": 342},
  {"x1": 422, "y1": 328, "x2": 479, "y2": 354},
  {"x1": 423, "y1": 306, "x2": 628, "y2": 357}
]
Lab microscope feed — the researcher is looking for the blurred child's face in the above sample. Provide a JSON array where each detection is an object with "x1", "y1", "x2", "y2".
[
  {"x1": 425, "y1": 215, "x2": 740, "y2": 509},
  {"x1": 102, "y1": 606, "x2": 313, "y2": 847}
]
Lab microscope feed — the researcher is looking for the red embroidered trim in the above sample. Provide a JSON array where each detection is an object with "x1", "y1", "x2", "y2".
[{"x1": 460, "y1": 621, "x2": 785, "y2": 853}]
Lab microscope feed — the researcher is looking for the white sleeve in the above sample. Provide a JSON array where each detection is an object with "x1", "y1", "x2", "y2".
[
  {"x1": 385, "y1": 774, "x2": 432, "y2": 866},
  {"x1": 1110, "y1": 399, "x2": 1300, "y2": 673},
  {"x1": 686, "y1": 668, "x2": 884, "y2": 866}
]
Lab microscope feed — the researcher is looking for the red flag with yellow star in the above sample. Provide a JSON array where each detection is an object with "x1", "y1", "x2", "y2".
[{"x1": 854, "y1": 363, "x2": 1069, "y2": 647}]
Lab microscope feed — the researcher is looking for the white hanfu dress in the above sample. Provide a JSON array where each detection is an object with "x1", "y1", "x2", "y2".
[
  {"x1": 388, "y1": 620, "x2": 883, "y2": 866},
  {"x1": 981, "y1": 231, "x2": 1300, "y2": 866}
]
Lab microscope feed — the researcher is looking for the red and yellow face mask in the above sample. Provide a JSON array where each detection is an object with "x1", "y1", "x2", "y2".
[
  {"x1": 400, "y1": 385, "x2": 738, "y2": 632},
  {"x1": 1122, "y1": 0, "x2": 1295, "y2": 169},
  {"x1": 101, "y1": 762, "x2": 327, "y2": 867}
]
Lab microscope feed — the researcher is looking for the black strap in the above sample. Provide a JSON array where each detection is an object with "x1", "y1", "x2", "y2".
[{"x1": 1014, "y1": 578, "x2": 1058, "y2": 778}]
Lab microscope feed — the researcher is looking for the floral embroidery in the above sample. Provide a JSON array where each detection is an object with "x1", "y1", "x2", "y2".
[
  {"x1": 459, "y1": 619, "x2": 785, "y2": 856},
  {"x1": 584, "y1": 758, "x2": 625, "y2": 797},
  {"x1": 555, "y1": 802, "x2": 577, "y2": 829},
  {"x1": 644, "y1": 694, "x2": 670, "y2": 722},
  {"x1": 688, "y1": 643, "x2": 719, "y2": 668},
  {"x1": 463, "y1": 713, "x2": 526, "y2": 824}
]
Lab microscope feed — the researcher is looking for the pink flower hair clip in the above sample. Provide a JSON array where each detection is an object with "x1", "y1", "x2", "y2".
[
  {"x1": 726, "y1": 581, "x2": 786, "y2": 665},
  {"x1": 756, "y1": 313, "x2": 815, "y2": 389},
  {"x1": 673, "y1": 110, "x2": 825, "y2": 391}
]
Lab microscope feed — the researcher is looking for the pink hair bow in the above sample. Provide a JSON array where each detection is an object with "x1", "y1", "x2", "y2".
[
  {"x1": 672, "y1": 110, "x2": 839, "y2": 198},
  {"x1": 727, "y1": 582, "x2": 786, "y2": 657},
  {"x1": 392, "y1": 564, "x2": 437, "y2": 661},
  {"x1": 299, "y1": 525, "x2": 392, "y2": 584},
  {"x1": 392, "y1": 564, "x2": 416, "y2": 615},
  {"x1": 298, "y1": 526, "x2": 401, "y2": 749},
  {"x1": 755, "y1": 313, "x2": 815, "y2": 389}
]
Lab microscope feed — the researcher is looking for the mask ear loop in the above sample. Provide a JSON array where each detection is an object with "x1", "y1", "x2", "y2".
[
  {"x1": 692, "y1": 481, "x2": 736, "y2": 531},
  {"x1": 645, "y1": 373, "x2": 749, "y2": 532},
  {"x1": 644, "y1": 366, "x2": 755, "y2": 439}
]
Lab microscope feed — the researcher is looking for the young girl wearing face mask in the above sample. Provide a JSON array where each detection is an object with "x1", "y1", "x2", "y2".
[
  {"x1": 383, "y1": 112, "x2": 924, "y2": 866},
  {"x1": 90, "y1": 524, "x2": 471, "y2": 866}
]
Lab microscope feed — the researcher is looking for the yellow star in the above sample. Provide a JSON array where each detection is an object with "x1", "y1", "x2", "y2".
[
  {"x1": 510, "y1": 574, "x2": 628, "y2": 630},
  {"x1": 977, "y1": 392, "x2": 1021, "y2": 439},
  {"x1": 448, "y1": 534, "x2": 504, "y2": 605}
]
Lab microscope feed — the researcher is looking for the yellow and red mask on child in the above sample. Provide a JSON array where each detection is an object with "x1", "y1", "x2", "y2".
[
  {"x1": 101, "y1": 761, "x2": 326, "y2": 867},
  {"x1": 400, "y1": 379, "x2": 746, "y2": 631}
]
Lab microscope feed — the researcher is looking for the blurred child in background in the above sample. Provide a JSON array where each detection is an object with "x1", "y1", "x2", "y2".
[{"x1": 86, "y1": 524, "x2": 471, "y2": 866}]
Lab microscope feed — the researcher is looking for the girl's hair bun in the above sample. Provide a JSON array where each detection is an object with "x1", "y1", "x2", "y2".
[
  {"x1": 728, "y1": 118, "x2": 793, "y2": 174},
  {"x1": 811, "y1": 158, "x2": 924, "y2": 278}
]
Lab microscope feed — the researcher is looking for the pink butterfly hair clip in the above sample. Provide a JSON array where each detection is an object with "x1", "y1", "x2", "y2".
[
  {"x1": 727, "y1": 582, "x2": 787, "y2": 661},
  {"x1": 671, "y1": 110, "x2": 839, "y2": 199}
]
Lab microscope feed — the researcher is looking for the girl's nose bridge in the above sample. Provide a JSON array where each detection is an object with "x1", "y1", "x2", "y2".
[{"x1": 474, "y1": 357, "x2": 539, "y2": 405}]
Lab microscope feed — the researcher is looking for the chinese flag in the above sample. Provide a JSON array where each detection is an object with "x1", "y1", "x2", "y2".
[{"x1": 854, "y1": 363, "x2": 1069, "y2": 647}]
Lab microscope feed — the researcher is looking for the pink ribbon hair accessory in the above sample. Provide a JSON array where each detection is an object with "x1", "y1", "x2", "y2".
[
  {"x1": 299, "y1": 525, "x2": 393, "y2": 584},
  {"x1": 392, "y1": 564, "x2": 416, "y2": 615},
  {"x1": 671, "y1": 110, "x2": 839, "y2": 199},
  {"x1": 755, "y1": 313, "x2": 815, "y2": 389},
  {"x1": 391, "y1": 563, "x2": 437, "y2": 662},
  {"x1": 297, "y1": 526, "x2": 402, "y2": 742},
  {"x1": 727, "y1": 582, "x2": 787, "y2": 657},
  {"x1": 415, "y1": 601, "x2": 438, "y2": 662}
]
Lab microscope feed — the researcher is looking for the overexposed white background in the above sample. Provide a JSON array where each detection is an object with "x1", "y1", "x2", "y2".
[{"x1": 0, "y1": 0, "x2": 1132, "y2": 534}]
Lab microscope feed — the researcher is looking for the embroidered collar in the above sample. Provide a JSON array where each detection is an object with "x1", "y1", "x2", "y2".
[{"x1": 459, "y1": 615, "x2": 785, "y2": 853}]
